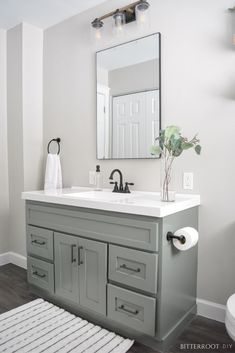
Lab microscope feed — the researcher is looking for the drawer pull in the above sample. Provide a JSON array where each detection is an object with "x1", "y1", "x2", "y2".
[
  {"x1": 31, "y1": 239, "x2": 46, "y2": 246},
  {"x1": 33, "y1": 271, "x2": 46, "y2": 278},
  {"x1": 71, "y1": 244, "x2": 77, "y2": 263},
  {"x1": 78, "y1": 246, "x2": 83, "y2": 265},
  {"x1": 120, "y1": 264, "x2": 141, "y2": 273},
  {"x1": 118, "y1": 304, "x2": 139, "y2": 315}
]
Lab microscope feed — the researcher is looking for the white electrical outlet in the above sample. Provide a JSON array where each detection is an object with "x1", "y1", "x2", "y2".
[{"x1": 183, "y1": 172, "x2": 194, "y2": 190}]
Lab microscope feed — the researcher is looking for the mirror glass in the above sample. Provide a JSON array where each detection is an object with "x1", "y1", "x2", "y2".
[{"x1": 96, "y1": 33, "x2": 161, "y2": 159}]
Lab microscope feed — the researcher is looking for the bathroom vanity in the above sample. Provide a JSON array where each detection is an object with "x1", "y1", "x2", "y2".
[{"x1": 22, "y1": 188, "x2": 200, "y2": 349}]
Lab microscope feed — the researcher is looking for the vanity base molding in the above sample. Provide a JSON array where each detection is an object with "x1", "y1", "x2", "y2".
[{"x1": 25, "y1": 201, "x2": 199, "y2": 350}]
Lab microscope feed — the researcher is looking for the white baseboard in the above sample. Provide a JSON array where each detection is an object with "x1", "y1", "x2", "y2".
[
  {"x1": 0, "y1": 252, "x2": 27, "y2": 269},
  {"x1": 197, "y1": 298, "x2": 226, "y2": 323},
  {"x1": 0, "y1": 252, "x2": 10, "y2": 266},
  {"x1": 0, "y1": 252, "x2": 227, "y2": 323}
]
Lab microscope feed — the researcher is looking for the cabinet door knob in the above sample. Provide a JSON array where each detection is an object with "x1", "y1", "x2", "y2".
[{"x1": 78, "y1": 246, "x2": 83, "y2": 265}]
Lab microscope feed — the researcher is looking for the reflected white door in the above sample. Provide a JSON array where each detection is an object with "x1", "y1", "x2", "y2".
[
  {"x1": 112, "y1": 90, "x2": 159, "y2": 158},
  {"x1": 112, "y1": 92, "x2": 146, "y2": 158},
  {"x1": 146, "y1": 90, "x2": 160, "y2": 158}
]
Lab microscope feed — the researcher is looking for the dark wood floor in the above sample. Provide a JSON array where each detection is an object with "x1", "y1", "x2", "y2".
[{"x1": 0, "y1": 264, "x2": 234, "y2": 353}]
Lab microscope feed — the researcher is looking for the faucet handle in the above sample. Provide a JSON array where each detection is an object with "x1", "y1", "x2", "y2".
[
  {"x1": 124, "y1": 182, "x2": 134, "y2": 193},
  {"x1": 110, "y1": 181, "x2": 119, "y2": 193}
]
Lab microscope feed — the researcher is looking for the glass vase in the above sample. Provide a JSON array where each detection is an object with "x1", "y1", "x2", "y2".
[{"x1": 160, "y1": 156, "x2": 176, "y2": 202}]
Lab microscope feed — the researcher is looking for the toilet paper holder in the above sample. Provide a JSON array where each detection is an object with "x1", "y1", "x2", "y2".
[{"x1": 167, "y1": 232, "x2": 186, "y2": 244}]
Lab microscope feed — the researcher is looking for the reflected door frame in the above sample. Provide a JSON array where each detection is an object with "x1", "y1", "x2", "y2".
[{"x1": 97, "y1": 84, "x2": 110, "y2": 159}]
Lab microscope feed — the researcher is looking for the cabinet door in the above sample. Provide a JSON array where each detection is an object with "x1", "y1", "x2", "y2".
[
  {"x1": 54, "y1": 232, "x2": 79, "y2": 303},
  {"x1": 78, "y1": 238, "x2": 107, "y2": 315}
]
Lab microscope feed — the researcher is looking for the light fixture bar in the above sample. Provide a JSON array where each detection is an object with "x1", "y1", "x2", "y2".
[
  {"x1": 97, "y1": 1, "x2": 140, "y2": 22},
  {"x1": 228, "y1": 6, "x2": 235, "y2": 11}
]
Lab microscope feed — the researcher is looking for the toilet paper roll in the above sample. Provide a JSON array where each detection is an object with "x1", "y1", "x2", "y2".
[{"x1": 173, "y1": 227, "x2": 198, "y2": 251}]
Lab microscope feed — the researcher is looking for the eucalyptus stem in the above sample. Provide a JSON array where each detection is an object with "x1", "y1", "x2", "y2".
[
  {"x1": 152, "y1": 126, "x2": 201, "y2": 202},
  {"x1": 162, "y1": 151, "x2": 174, "y2": 201}
]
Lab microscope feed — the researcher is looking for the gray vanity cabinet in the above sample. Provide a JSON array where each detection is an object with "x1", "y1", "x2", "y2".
[
  {"x1": 54, "y1": 233, "x2": 79, "y2": 303},
  {"x1": 25, "y1": 200, "x2": 199, "y2": 349},
  {"x1": 78, "y1": 237, "x2": 107, "y2": 315},
  {"x1": 54, "y1": 232, "x2": 107, "y2": 315}
]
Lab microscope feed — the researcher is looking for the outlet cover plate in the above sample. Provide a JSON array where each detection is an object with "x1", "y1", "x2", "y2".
[{"x1": 183, "y1": 172, "x2": 194, "y2": 190}]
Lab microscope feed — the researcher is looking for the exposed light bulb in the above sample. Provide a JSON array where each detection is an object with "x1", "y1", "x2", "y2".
[
  {"x1": 114, "y1": 12, "x2": 125, "y2": 26},
  {"x1": 113, "y1": 10, "x2": 126, "y2": 37},
  {"x1": 138, "y1": 12, "x2": 147, "y2": 24},
  {"x1": 95, "y1": 28, "x2": 102, "y2": 40}
]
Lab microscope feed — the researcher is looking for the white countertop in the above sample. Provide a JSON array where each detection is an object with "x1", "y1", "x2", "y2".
[{"x1": 22, "y1": 187, "x2": 200, "y2": 218}]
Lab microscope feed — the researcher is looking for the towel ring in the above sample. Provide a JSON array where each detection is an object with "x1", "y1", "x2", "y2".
[{"x1": 47, "y1": 138, "x2": 61, "y2": 155}]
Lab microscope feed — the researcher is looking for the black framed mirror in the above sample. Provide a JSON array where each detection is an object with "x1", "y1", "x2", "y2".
[{"x1": 96, "y1": 33, "x2": 161, "y2": 159}]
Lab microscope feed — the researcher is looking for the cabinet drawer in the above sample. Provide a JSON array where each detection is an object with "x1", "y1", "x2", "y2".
[
  {"x1": 27, "y1": 256, "x2": 54, "y2": 293},
  {"x1": 107, "y1": 284, "x2": 156, "y2": 336},
  {"x1": 109, "y1": 245, "x2": 158, "y2": 294},
  {"x1": 27, "y1": 226, "x2": 53, "y2": 260}
]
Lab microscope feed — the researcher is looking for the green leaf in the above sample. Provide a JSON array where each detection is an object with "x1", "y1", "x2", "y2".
[
  {"x1": 182, "y1": 142, "x2": 194, "y2": 150},
  {"x1": 169, "y1": 136, "x2": 181, "y2": 154},
  {"x1": 158, "y1": 130, "x2": 165, "y2": 147},
  {"x1": 172, "y1": 139, "x2": 183, "y2": 157},
  {"x1": 172, "y1": 147, "x2": 183, "y2": 157},
  {"x1": 150, "y1": 145, "x2": 162, "y2": 156},
  {"x1": 195, "y1": 145, "x2": 202, "y2": 155},
  {"x1": 165, "y1": 126, "x2": 180, "y2": 140}
]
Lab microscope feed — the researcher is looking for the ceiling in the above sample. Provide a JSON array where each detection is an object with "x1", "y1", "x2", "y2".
[{"x1": 0, "y1": 0, "x2": 107, "y2": 30}]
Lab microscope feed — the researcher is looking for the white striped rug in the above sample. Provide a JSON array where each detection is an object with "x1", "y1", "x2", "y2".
[{"x1": 0, "y1": 299, "x2": 134, "y2": 353}]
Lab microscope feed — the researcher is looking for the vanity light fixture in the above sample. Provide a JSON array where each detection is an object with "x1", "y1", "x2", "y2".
[
  {"x1": 91, "y1": 18, "x2": 104, "y2": 40},
  {"x1": 113, "y1": 10, "x2": 126, "y2": 36},
  {"x1": 91, "y1": 0, "x2": 150, "y2": 39},
  {"x1": 113, "y1": 10, "x2": 126, "y2": 28},
  {"x1": 228, "y1": 6, "x2": 235, "y2": 45},
  {"x1": 135, "y1": 0, "x2": 150, "y2": 27},
  {"x1": 136, "y1": 0, "x2": 150, "y2": 11}
]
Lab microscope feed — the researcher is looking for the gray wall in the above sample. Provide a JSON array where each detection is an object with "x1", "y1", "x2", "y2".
[
  {"x1": 0, "y1": 29, "x2": 9, "y2": 254},
  {"x1": 43, "y1": 0, "x2": 235, "y2": 306},
  {"x1": 109, "y1": 59, "x2": 159, "y2": 96}
]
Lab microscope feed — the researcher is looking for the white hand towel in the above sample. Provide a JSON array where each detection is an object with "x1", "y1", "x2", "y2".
[{"x1": 44, "y1": 154, "x2": 63, "y2": 190}]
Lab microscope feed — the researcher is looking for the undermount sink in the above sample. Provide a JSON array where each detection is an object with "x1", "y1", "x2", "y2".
[{"x1": 64, "y1": 190, "x2": 133, "y2": 202}]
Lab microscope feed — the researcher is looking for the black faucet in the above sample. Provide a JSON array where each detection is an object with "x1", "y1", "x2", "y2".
[
  {"x1": 109, "y1": 169, "x2": 134, "y2": 193},
  {"x1": 109, "y1": 169, "x2": 124, "y2": 192}
]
